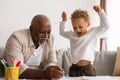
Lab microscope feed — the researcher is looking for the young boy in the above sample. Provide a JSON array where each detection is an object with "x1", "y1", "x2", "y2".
[{"x1": 59, "y1": 6, "x2": 109, "y2": 76}]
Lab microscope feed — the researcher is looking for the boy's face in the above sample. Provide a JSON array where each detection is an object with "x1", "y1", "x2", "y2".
[{"x1": 71, "y1": 17, "x2": 90, "y2": 37}]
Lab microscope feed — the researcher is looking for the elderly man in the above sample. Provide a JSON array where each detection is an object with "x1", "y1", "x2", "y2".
[{"x1": 4, "y1": 14, "x2": 64, "y2": 79}]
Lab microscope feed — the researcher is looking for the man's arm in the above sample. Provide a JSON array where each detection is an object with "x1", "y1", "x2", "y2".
[
  {"x1": 45, "y1": 35, "x2": 57, "y2": 67},
  {"x1": 20, "y1": 66, "x2": 63, "y2": 79},
  {"x1": 19, "y1": 68, "x2": 46, "y2": 79}
]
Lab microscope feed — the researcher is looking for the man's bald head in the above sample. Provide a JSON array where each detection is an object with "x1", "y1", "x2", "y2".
[
  {"x1": 30, "y1": 14, "x2": 50, "y2": 29},
  {"x1": 30, "y1": 14, "x2": 52, "y2": 47}
]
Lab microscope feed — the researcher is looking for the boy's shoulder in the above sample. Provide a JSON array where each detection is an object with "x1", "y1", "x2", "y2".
[
  {"x1": 87, "y1": 27, "x2": 100, "y2": 34},
  {"x1": 88, "y1": 27, "x2": 96, "y2": 31}
]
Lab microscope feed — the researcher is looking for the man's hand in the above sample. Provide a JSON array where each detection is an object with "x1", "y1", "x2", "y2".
[
  {"x1": 93, "y1": 5, "x2": 101, "y2": 12},
  {"x1": 62, "y1": 11, "x2": 67, "y2": 21},
  {"x1": 45, "y1": 66, "x2": 64, "y2": 79}
]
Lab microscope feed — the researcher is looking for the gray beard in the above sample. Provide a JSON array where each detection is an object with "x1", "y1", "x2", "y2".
[{"x1": 38, "y1": 38, "x2": 49, "y2": 45}]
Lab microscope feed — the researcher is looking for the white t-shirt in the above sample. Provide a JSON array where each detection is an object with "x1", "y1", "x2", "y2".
[{"x1": 26, "y1": 44, "x2": 43, "y2": 68}]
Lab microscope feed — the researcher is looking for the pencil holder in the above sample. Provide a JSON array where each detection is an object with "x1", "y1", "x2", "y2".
[{"x1": 5, "y1": 67, "x2": 19, "y2": 80}]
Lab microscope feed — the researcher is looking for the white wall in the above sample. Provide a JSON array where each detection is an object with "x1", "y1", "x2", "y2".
[
  {"x1": 0, "y1": 0, "x2": 100, "y2": 49},
  {"x1": 107, "y1": 0, "x2": 120, "y2": 51}
]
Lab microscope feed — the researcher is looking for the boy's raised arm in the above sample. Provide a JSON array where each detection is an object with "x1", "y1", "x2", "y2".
[
  {"x1": 93, "y1": 5, "x2": 101, "y2": 12},
  {"x1": 61, "y1": 11, "x2": 67, "y2": 22}
]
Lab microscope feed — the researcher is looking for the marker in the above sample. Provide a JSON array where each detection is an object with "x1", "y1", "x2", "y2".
[
  {"x1": 2, "y1": 59, "x2": 9, "y2": 67},
  {"x1": 9, "y1": 63, "x2": 13, "y2": 67},
  {"x1": 12, "y1": 59, "x2": 17, "y2": 67},
  {"x1": 16, "y1": 61, "x2": 21, "y2": 67},
  {"x1": 0, "y1": 60, "x2": 6, "y2": 67}
]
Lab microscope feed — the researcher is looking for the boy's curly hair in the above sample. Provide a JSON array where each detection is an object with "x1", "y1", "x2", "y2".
[{"x1": 71, "y1": 9, "x2": 90, "y2": 22}]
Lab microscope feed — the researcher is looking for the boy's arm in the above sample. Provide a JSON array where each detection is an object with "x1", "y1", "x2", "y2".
[
  {"x1": 93, "y1": 6, "x2": 101, "y2": 12},
  {"x1": 62, "y1": 11, "x2": 67, "y2": 21},
  {"x1": 59, "y1": 11, "x2": 71, "y2": 39},
  {"x1": 93, "y1": 6, "x2": 109, "y2": 35}
]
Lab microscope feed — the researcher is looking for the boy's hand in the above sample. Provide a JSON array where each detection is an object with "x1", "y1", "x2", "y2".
[
  {"x1": 62, "y1": 11, "x2": 67, "y2": 21},
  {"x1": 93, "y1": 6, "x2": 101, "y2": 12}
]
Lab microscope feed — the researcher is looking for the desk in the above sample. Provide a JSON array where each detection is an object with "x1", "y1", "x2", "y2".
[{"x1": 1, "y1": 76, "x2": 120, "y2": 80}]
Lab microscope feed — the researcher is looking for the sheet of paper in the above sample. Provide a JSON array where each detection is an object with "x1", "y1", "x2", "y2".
[{"x1": 59, "y1": 76, "x2": 120, "y2": 80}]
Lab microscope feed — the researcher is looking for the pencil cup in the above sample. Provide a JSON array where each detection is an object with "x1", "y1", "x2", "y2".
[{"x1": 5, "y1": 67, "x2": 19, "y2": 80}]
